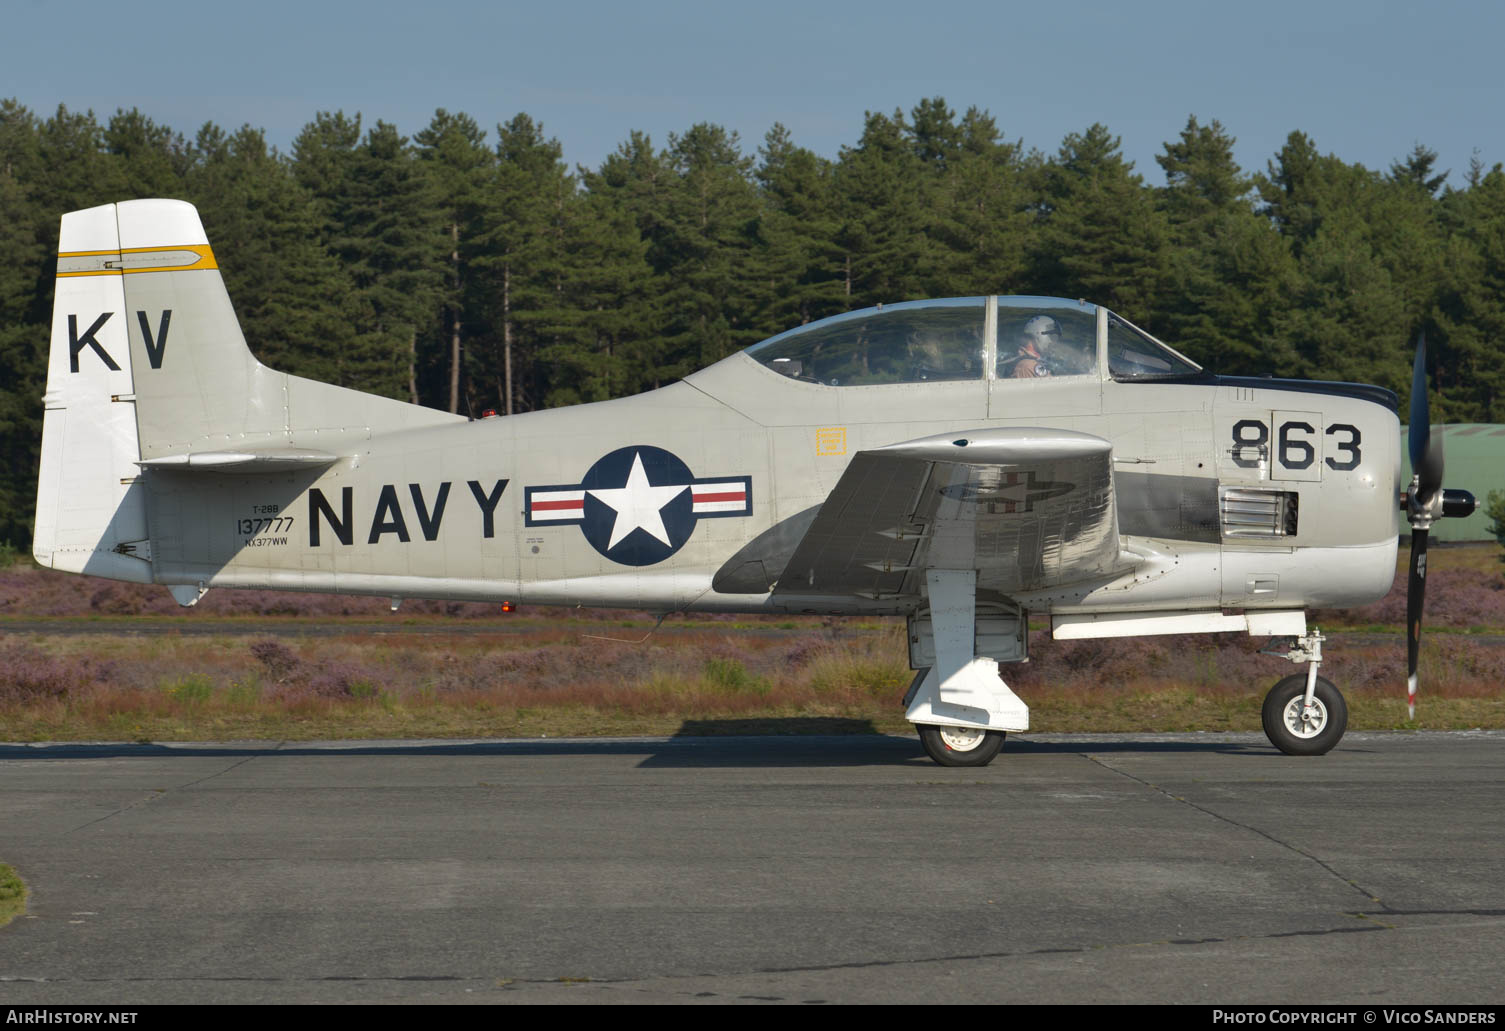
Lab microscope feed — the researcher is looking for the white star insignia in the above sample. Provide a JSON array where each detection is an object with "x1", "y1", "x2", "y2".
[{"x1": 588, "y1": 452, "x2": 688, "y2": 550}]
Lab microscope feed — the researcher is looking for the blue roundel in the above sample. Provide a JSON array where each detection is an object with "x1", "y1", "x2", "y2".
[{"x1": 578, "y1": 445, "x2": 697, "y2": 566}]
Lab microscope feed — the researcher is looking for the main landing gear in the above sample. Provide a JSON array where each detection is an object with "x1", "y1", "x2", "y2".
[
  {"x1": 904, "y1": 571, "x2": 1028, "y2": 769},
  {"x1": 1260, "y1": 630, "x2": 1348, "y2": 756},
  {"x1": 917, "y1": 725, "x2": 1007, "y2": 767}
]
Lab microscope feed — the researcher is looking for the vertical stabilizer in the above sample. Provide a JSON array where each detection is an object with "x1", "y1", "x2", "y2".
[
  {"x1": 111, "y1": 199, "x2": 458, "y2": 461},
  {"x1": 34, "y1": 198, "x2": 462, "y2": 585}
]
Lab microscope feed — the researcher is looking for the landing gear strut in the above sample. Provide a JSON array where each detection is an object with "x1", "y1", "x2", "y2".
[
  {"x1": 905, "y1": 570, "x2": 1028, "y2": 768},
  {"x1": 1260, "y1": 629, "x2": 1347, "y2": 755}
]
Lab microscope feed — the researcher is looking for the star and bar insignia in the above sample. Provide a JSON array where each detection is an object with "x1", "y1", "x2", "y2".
[{"x1": 525, "y1": 445, "x2": 752, "y2": 566}]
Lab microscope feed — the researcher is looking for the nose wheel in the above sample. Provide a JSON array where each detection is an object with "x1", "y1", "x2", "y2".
[
  {"x1": 1261, "y1": 674, "x2": 1347, "y2": 756},
  {"x1": 917, "y1": 724, "x2": 1007, "y2": 767}
]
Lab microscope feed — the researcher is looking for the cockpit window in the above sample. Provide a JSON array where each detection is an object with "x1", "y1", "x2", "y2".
[
  {"x1": 1107, "y1": 314, "x2": 1202, "y2": 380},
  {"x1": 747, "y1": 298, "x2": 985, "y2": 386},
  {"x1": 996, "y1": 301, "x2": 1097, "y2": 379}
]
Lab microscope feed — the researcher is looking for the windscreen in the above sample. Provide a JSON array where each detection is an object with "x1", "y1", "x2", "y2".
[{"x1": 1107, "y1": 314, "x2": 1201, "y2": 380}]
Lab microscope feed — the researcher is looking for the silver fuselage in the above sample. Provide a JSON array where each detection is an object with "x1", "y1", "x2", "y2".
[{"x1": 144, "y1": 351, "x2": 1400, "y2": 616}]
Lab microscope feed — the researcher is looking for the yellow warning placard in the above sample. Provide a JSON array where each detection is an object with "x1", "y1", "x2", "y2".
[{"x1": 815, "y1": 427, "x2": 847, "y2": 456}]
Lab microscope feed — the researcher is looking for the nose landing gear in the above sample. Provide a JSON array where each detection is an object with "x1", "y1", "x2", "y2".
[{"x1": 1260, "y1": 630, "x2": 1347, "y2": 755}]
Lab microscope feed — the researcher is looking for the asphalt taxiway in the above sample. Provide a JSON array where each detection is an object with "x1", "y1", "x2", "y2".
[{"x1": 1, "y1": 732, "x2": 1502, "y2": 1004}]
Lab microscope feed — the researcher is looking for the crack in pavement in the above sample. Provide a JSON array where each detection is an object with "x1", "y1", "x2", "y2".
[
  {"x1": 490, "y1": 908, "x2": 1505, "y2": 1001},
  {"x1": 12, "y1": 912, "x2": 1504, "y2": 998},
  {"x1": 0, "y1": 923, "x2": 1390, "y2": 987},
  {"x1": 62, "y1": 754, "x2": 262, "y2": 835},
  {"x1": 1072, "y1": 748, "x2": 1385, "y2": 907}
]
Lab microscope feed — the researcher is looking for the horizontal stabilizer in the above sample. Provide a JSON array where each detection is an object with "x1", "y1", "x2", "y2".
[{"x1": 138, "y1": 447, "x2": 340, "y2": 472}]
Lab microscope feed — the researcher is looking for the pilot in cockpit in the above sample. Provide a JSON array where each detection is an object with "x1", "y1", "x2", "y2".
[
  {"x1": 1009, "y1": 315, "x2": 1062, "y2": 378},
  {"x1": 909, "y1": 328, "x2": 981, "y2": 381},
  {"x1": 1004, "y1": 315, "x2": 1089, "y2": 378}
]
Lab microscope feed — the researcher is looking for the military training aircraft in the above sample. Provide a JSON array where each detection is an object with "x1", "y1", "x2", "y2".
[{"x1": 33, "y1": 199, "x2": 1477, "y2": 765}]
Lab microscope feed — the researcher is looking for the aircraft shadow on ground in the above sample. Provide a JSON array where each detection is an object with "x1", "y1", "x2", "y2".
[{"x1": 0, "y1": 721, "x2": 1297, "y2": 767}]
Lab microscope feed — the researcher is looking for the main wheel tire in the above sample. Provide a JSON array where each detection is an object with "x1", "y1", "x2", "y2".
[
  {"x1": 918, "y1": 724, "x2": 1006, "y2": 767},
  {"x1": 1261, "y1": 674, "x2": 1347, "y2": 756}
]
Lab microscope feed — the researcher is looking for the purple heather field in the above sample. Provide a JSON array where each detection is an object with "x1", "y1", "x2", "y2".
[{"x1": 2, "y1": 555, "x2": 1502, "y2": 711}]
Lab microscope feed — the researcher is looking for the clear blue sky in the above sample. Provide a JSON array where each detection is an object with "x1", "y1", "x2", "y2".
[{"x1": 6, "y1": 0, "x2": 1501, "y2": 187}]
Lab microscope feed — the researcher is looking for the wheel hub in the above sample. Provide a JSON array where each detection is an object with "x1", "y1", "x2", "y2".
[
  {"x1": 938, "y1": 725, "x2": 986, "y2": 752},
  {"x1": 1282, "y1": 695, "x2": 1328, "y2": 739}
]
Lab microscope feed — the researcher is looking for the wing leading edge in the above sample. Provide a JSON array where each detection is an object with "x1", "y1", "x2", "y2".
[{"x1": 772, "y1": 428, "x2": 1128, "y2": 600}]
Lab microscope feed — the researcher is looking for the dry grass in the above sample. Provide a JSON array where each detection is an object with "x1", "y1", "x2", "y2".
[
  {"x1": 3, "y1": 622, "x2": 1503, "y2": 741},
  {"x1": 2, "y1": 550, "x2": 1503, "y2": 741}
]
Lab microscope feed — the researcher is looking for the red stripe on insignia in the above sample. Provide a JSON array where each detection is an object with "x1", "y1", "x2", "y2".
[
  {"x1": 532, "y1": 500, "x2": 584, "y2": 512},
  {"x1": 692, "y1": 491, "x2": 745, "y2": 503}
]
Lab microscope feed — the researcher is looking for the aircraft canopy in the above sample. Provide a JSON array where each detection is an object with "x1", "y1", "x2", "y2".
[{"x1": 746, "y1": 296, "x2": 1199, "y2": 385}]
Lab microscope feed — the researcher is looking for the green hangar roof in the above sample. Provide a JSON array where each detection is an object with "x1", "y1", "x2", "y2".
[{"x1": 1400, "y1": 424, "x2": 1505, "y2": 542}]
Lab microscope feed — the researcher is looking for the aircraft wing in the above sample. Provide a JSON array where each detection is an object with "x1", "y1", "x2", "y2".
[{"x1": 772, "y1": 428, "x2": 1128, "y2": 600}]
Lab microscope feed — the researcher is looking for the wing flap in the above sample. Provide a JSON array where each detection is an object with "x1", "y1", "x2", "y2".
[{"x1": 773, "y1": 427, "x2": 1128, "y2": 599}]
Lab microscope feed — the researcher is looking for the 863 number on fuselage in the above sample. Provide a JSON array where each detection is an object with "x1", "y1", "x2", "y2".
[{"x1": 1229, "y1": 416, "x2": 1362, "y2": 478}]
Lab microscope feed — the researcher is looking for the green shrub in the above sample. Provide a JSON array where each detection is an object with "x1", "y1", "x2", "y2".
[
  {"x1": 165, "y1": 674, "x2": 214, "y2": 704},
  {"x1": 1487, "y1": 490, "x2": 1505, "y2": 564},
  {"x1": 702, "y1": 657, "x2": 770, "y2": 695}
]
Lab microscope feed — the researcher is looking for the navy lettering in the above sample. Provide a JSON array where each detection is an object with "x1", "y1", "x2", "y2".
[
  {"x1": 309, "y1": 487, "x2": 353, "y2": 547},
  {"x1": 409, "y1": 482, "x2": 450, "y2": 542},
  {"x1": 368, "y1": 485, "x2": 411, "y2": 543},
  {"x1": 468, "y1": 479, "x2": 509, "y2": 538}
]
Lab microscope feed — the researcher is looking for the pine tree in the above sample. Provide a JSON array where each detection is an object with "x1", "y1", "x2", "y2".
[
  {"x1": 561, "y1": 143, "x2": 663, "y2": 403},
  {"x1": 33, "y1": 105, "x2": 127, "y2": 216},
  {"x1": 652, "y1": 123, "x2": 764, "y2": 379},
  {"x1": 1258, "y1": 133, "x2": 1441, "y2": 393},
  {"x1": 0, "y1": 100, "x2": 48, "y2": 548},
  {"x1": 834, "y1": 109, "x2": 934, "y2": 308},
  {"x1": 926, "y1": 105, "x2": 1032, "y2": 297},
  {"x1": 1034, "y1": 123, "x2": 1170, "y2": 325},
  {"x1": 584, "y1": 131, "x2": 680, "y2": 388},
  {"x1": 476, "y1": 114, "x2": 575, "y2": 413},
  {"x1": 414, "y1": 110, "x2": 495, "y2": 414},
  {"x1": 1433, "y1": 164, "x2": 1505, "y2": 421},
  {"x1": 1152, "y1": 115, "x2": 1295, "y2": 372},
  {"x1": 189, "y1": 123, "x2": 365, "y2": 388},
  {"x1": 1389, "y1": 144, "x2": 1449, "y2": 197},
  {"x1": 105, "y1": 108, "x2": 192, "y2": 197},
  {"x1": 753, "y1": 123, "x2": 844, "y2": 335},
  {"x1": 344, "y1": 120, "x2": 445, "y2": 400}
]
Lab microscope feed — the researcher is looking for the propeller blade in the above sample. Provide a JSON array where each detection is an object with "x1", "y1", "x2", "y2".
[
  {"x1": 1406, "y1": 527, "x2": 1429, "y2": 720},
  {"x1": 1409, "y1": 334, "x2": 1445, "y2": 503},
  {"x1": 1409, "y1": 333, "x2": 1429, "y2": 469}
]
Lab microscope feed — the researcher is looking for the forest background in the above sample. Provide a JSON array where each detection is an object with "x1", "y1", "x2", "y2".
[{"x1": 2, "y1": 96, "x2": 1504, "y2": 553}]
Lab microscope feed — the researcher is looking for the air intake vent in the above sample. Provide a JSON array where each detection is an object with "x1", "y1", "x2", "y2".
[{"x1": 1220, "y1": 487, "x2": 1298, "y2": 538}]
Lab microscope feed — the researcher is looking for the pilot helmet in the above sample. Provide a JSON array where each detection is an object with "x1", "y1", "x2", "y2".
[{"x1": 1022, "y1": 315, "x2": 1062, "y2": 353}]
